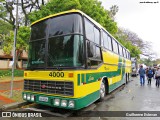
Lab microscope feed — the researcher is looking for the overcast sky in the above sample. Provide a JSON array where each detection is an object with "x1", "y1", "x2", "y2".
[{"x1": 100, "y1": 0, "x2": 160, "y2": 59}]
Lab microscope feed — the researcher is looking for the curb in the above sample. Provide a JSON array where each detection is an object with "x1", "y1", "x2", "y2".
[{"x1": 0, "y1": 102, "x2": 29, "y2": 111}]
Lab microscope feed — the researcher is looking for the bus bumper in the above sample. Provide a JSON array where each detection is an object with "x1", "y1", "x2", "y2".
[{"x1": 22, "y1": 91, "x2": 99, "y2": 110}]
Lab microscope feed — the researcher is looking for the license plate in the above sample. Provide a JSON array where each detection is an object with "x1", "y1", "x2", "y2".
[{"x1": 39, "y1": 96, "x2": 48, "y2": 102}]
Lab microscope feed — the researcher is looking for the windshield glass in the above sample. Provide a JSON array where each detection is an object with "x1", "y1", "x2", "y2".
[
  {"x1": 48, "y1": 35, "x2": 84, "y2": 67},
  {"x1": 27, "y1": 13, "x2": 84, "y2": 69},
  {"x1": 27, "y1": 40, "x2": 45, "y2": 68}
]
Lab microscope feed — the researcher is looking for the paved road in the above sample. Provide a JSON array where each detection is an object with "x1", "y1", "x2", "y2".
[
  {"x1": 104, "y1": 76, "x2": 160, "y2": 111},
  {"x1": 2, "y1": 77, "x2": 160, "y2": 120}
]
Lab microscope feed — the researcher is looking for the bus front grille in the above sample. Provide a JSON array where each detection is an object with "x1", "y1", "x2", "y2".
[{"x1": 24, "y1": 80, "x2": 74, "y2": 96}]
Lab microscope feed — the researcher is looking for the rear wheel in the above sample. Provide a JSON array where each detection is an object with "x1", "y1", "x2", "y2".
[
  {"x1": 126, "y1": 73, "x2": 128, "y2": 84},
  {"x1": 99, "y1": 80, "x2": 106, "y2": 101}
]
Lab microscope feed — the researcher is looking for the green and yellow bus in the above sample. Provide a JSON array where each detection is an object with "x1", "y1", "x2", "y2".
[{"x1": 23, "y1": 9, "x2": 131, "y2": 110}]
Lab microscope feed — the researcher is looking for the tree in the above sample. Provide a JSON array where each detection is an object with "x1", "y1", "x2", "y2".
[
  {"x1": 0, "y1": 20, "x2": 13, "y2": 34},
  {"x1": 115, "y1": 28, "x2": 155, "y2": 58},
  {"x1": 108, "y1": 5, "x2": 119, "y2": 20},
  {"x1": 28, "y1": 0, "x2": 118, "y2": 35},
  {"x1": 139, "y1": 57, "x2": 153, "y2": 66},
  {"x1": 115, "y1": 28, "x2": 141, "y2": 58},
  {"x1": 2, "y1": 26, "x2": 30, "y2": 55},
  {"x1": 0, "y1": 0, "x2": 47, "y2": 27},
  {"x1": 28, "y1": 0, "x2": 81, "y2": 22},
  {"x1": 2, "y1": 26, "x2": 30, "y2": 68},
  {"x1": 0, "y1": 20, "x2": 13, "y2": 49},
  {"x1": 153, "y1": 59, "x2": 160, "y2": 65}
]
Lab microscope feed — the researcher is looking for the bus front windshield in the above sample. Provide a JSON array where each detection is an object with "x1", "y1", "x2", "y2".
[{"x1": 27, "y1": 14, "x2": 84, "y2": 69}]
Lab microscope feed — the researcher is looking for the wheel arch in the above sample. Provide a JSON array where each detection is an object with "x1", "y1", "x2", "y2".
[{"x1": 101, "y1": 76, "x2": 109, "y2": 94}]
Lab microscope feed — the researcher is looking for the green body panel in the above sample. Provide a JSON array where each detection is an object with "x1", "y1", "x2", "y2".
[
  {"x1": 23, "y1": 90, "x2": 99, "y2": 110},
  {"x1": 109, "y1": 78, "x2": 125, "y2": 92},
  {"x1": 77, "y1": 57, "x2": 124, "y2": 86}
]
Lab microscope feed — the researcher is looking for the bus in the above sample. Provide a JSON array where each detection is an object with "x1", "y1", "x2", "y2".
[{"x1": 23, "y1": 9, "x2": 131, "y2": 110}]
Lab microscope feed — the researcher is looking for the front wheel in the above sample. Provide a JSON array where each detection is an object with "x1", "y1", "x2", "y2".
[{"x1": 99, "y1": 80, "x2": 106, "y2": 101}]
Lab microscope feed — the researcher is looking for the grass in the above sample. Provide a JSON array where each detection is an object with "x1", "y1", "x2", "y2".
[
  {"x1": 0, "y1": 89, "x2": 24, "y2": 102},
  {"x1": 0, "y1": 69, "x2": 24, "y2": 82},
  {"x1": 0, "y1": 69, "x2": 24, "y2": 77},
  {"x1": 0, "y1": 70, "x2": 24, "y2": 103},
  {"x1": 0, "y1": 76, "x2": 24, "y2": 82}
]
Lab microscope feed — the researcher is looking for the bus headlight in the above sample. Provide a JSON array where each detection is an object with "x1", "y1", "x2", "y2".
[
  {"x1": 23, "y1": 94, "x2": 27, "y2": 99},
  {"x1": 31, "y1": 95, "x2": 35, "y2": 101},
  {"x1": 68, "y1": 100, "x2": 74, "y2": 108},
  {"x1": 61, "y1": 100, "x2": 67, "y2": 107},
  {"x1": 27, "y1": 94, "x2": 30, "y2": 100},
  {"x1": 54, "y1": 99, "x2": 60, "y2": 106}
]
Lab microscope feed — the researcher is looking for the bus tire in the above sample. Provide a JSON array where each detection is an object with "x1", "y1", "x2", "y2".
[
  {"x1": 126, "y1": 73, "x2": 128, "y2": 84},
  {"x1": 99, "y1": 80, "x2": 106, "y2": 101}
]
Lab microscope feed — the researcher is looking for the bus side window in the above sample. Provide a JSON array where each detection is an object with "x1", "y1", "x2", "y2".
[
  {"x1": 125, "y1": 50, "x2": 128, "y2": 58},
  {"x1": 112, "y1": 39, "x2": 119, "y2": 54},
  {"x1": 85, "y1": 17, "x2": 102, "y2": 68},
  {"x1": 108, "y1": 35, "x2": 112, "y2": 51},
  {"x1": 127, "y1": 51, "x2": 130, "y2": 59},
  {"x1": 101, "y1": 32, "x2": 104, "y2": 47},
  {"x1": 122, "y1": 48, "x2": 126, "y2": 58},
  {"x1": 85, "y1": 18, "x2": 94, "y2": 42},
  {"x1": 103, "y1": 31, "x2": 109, "y2": 49},
  {"x1": 119, "y1": 45, "x2": 123, "y2": 56},
  {"x1": 128, "y1": 52, "x2": 131, "y2": 59},
  {"x1": 102, "y1": 31, "x2": 112, "y2": 51},
  {"x1": 94, "y1": 27, "x2": 100, "y2": 45},
  {"x1": 87, "y1": 41, "x2": 94, "y2": 57}
]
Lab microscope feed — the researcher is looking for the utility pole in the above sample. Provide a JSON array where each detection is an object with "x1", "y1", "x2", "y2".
[{"x1": 7, "y1": 0, "x2": 19, "y2": 98}]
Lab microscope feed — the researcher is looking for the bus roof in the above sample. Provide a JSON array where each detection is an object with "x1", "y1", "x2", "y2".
[
  {"x1": 31, "y1": 9, "x2": 83, "y2": 26},
  {"x1": 31, "y1": 9, "x2": 130, "y2": 53}
]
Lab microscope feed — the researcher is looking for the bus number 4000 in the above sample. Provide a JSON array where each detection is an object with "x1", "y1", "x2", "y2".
[{"x1": 49, "y1": 72, "x2": 64, "y2": 77}]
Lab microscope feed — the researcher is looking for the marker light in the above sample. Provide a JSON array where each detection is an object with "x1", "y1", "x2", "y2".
[
  {"x1": 68, "y1": 100, "x2": 75, "y2": 108},
  {"x1": 27, "y1": 94, "x2": 30, "y2": 100},
  {"x1": 23, "y1": 94, "x2": 27, "y2": 99},
  {"x1": 31, "y1": 95, "x2": 35, "y2": 101},
  {"x1": 61, "y1": 100, "x2": 67, "y2": 107},
  {"x1": 68, "y1": 73, "x2": 73, "y2": 77},
  {"x1": 54, "y1": 99, "x2": 60, "y2": 106},
  {"x1": 24, "y1": 73, "x2": 27, "y2": 77}
]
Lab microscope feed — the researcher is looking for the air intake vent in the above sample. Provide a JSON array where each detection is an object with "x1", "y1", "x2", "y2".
[{"x1": 24, "y1": 80, "x2": 74, "y2": 96}]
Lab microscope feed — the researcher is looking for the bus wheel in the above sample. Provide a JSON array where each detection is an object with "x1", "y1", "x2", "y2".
[
  {"x1": 99, "y1": 80, "x2": 106, "y2": 101},
  {"x1": 126, "y1": 73, "x2": 128, "y2": 84}
]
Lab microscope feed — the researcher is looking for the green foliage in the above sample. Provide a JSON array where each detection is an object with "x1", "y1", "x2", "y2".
[
  {"x1": 29, "y1": 0, "x2": 81, "y2": 23},
  {"x1": 29, "y1": 0, "x2": 118, "y2": 35},
  {"x1": 17, "y1": 26, "x2": 31, "y2": 51},
  {"x1": 0, "y1": 20, "x2": 13, "y2": 34},
  {"x1": 0, "y1": 69, "x2": 24, "y2": 77},
  {"x1": 153, "y1": 59, "x2": 160, "y2": 65},
  {"x1": 2, "y1": 32, "x2": 13, "y2": 54},
  {"x1": 0, "y1": 1, "x2": 7, "y2": 19},
  {"x1": 2, "y1": 26, "x2": 30, "y2": 55},
  {"x1": 139, "y1": 58, "x2": 153, "y2": 66}
]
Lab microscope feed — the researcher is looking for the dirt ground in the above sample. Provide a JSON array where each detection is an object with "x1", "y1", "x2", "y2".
[{"x1": 0, "y1": 80, "x2": 24, "y2": 108}]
